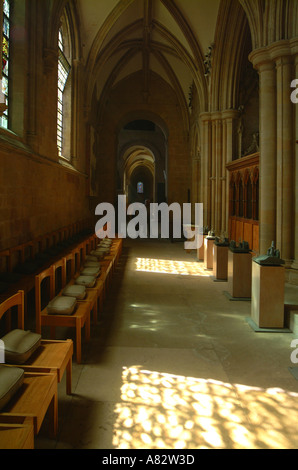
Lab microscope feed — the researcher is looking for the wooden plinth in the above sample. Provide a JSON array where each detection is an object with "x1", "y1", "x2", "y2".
[
  {"x1": 227, "y1": 251, "x2": 252, "y2": 299},
  {"x1": 213, "y1": 245, "x2": 228, "y2": 281},
  {"x1": 251, "y1": 262, "x2": 285, "y2": 328},
  {"x1": 204, "y1": 238, "x2": 215, "y2": 270}
]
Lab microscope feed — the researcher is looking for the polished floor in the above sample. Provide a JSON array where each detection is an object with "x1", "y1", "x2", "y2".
[{"x1": 35, "y1": 238, "x2": 298, "y2": 449}]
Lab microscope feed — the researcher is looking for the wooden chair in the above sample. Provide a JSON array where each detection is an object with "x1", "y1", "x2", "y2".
[
  {"x1": 54, "y1": 256, "x2": 100, "y2": 325},
  {"x1": 71, "y1": 246, "x2": 107, "y2": 304},
  {"x1": 0, "y1": 416, "x2": 34, "y2": 449},
  {"x1": 0, "y1": 369, "x2": 58, "y2": 438},
  {"x1": 0, "y1": 290, "x2": 73, "y2": 395},
  {"x1": 35, "y1": 265, "x2": 90, "y2": 364}
]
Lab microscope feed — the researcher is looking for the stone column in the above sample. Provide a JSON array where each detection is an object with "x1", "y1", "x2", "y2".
[
  {"x1": 274, "y1": 52, "x2": 294, "y2": 264},
  {"x1": 250, "y1": 49, "x2": 277, "y2": 255},
  {"x1": 200, "y1": 113, "x2": 212, "y2": 228},
  {"x1": 0, "y1": 1, "x2": 6, "y2": 115},
  {"x1": 221, "y1": 117, "x2": 227, "y2": 234},
  {"x1": 211, "y1": 117, "x2": 217, "y2": 230},
  {"x1": 222, "y1": 110, "x2": 239, "y2": 234},
  {"x1": 215, "y1": 116, "x2": 223, "y2": 233},
  {"x1": 292, "y1": 52, "x2": 298, "y2": 278}
]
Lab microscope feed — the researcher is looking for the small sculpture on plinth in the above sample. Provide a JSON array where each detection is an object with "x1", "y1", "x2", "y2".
[
  {"x1": 229, "y1": 240, "x2": 251, "y2": 253},
  {"x1": 207, "y1": 229, "x2": 215, "y2": 239},
  {"x1": 215, "y1": 236, "x2": 230, "y2": 247},
  {"x1": 253, "y1": 241, "x2": 285, "y2": 266}
]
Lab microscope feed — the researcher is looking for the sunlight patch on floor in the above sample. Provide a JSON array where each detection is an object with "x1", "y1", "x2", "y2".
[
  {"x1": 135, "y1": 258, "x2": 210, "y2": 277},
  {"x1": 113, "y1": 366, "x2": 298, "y2": 449}
]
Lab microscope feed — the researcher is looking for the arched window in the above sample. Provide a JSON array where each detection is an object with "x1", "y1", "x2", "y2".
[
  {"x1": 1, "y1": 0, "x2": 11, "y2": 128},
  {"x1": 57, "y1": 23, "x2": 71, "y2": 159},
  {"x1": 137, "y1": 182, "x2": 144, "y2": 194}
]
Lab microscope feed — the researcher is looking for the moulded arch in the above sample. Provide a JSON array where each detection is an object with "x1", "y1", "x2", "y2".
[{"x1": 117, "y1": 110, "x2": 169, "y2": 140}]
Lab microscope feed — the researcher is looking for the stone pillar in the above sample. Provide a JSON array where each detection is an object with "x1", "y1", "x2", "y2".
[
  {"x1": 211, "y1": 117, "x2": 217, "y2": 230},
  {"x1": 200, "y1": 113, "x2": 212, "y2": 229},
  {"x1": 250, "y1": 50, "x2": 277, "y2": 255},
  {"x1": 221, "y1": 117, "x2": 227, "y2": 234},
  {"x1": 292, "y1": 52, "x2": 298, "y2": 279},
  {"x1": 0, "y1": 1, "x2": 6, "y2": 115},
  {"x1": 222, "y1": 110, "x2": 239, "y2": 234},
  {"x1": 215, "y1": 116, "x2": 223, "y2": 233},
  {"x1": 275, "y1": 53, "x2": 294, "y2": 264}
]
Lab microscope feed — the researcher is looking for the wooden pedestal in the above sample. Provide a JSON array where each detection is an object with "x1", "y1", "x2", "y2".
[
  {"x1": 251, "y1": 262, "x2": 285, "y2": 328},
  {"x1": 204, "y1": 237, "x2": 215, "y2": 270},
  {"x1": 213, "y1": 245, "x2": 228, "y2": 281},
  {"x1": 227, "y1": 250, "x2": 252, "y2": 299},
  {"x1": 197, "y1": 235, "x2": 206, "y2": 261}
]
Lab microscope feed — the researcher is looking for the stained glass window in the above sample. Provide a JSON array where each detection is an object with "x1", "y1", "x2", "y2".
[
  {"x1": 57, "y1": 28, "x2": 71, "y2": 157},
  {"x1": 1, "y1": 0, "x2": 10, "y2": 128},
  {"x1": 137, "y1": 182, "x2": 144, "y2": 194}
]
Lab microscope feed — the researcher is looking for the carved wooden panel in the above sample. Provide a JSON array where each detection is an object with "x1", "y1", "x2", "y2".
[{"x1": 226, "y1": 153, "x2": 259, "y2": 253}]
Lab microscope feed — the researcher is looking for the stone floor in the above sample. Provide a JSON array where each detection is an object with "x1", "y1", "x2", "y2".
[{"x1": 35, "y1": 238, "x2": 298, "y2": 450}]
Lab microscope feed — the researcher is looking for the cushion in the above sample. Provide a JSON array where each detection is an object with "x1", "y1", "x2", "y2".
[
  {"x1": 84, "y1": 262, "x2": 101, "y2": 268},
  {"x1": 90, "y1": 252, "x2": 105, "y2": 260},
  {"x1": 0, "y1": 366, "x2": 24, "y2": 412},
  {"x1": 94, "y1": 250, "x2": 109, "y2": 257},
  {"x1": 80, "y1": 267, "x2": 100, "y2": 277},
  {"x1": 75, "y1": 276, "x2": 96, "y2": 288},
  {"x1": 85, "y1": 255, "x2": 99, "y2": 262},
  {"x1": 1, "y1": 330, "x2": 42, "y2": 364},
  {"x1": 63, "y1": 284, "x2": 86, "y2": 300},
  {"x1": 47, "y1": 296, "x2": 77, "y2": 316}
]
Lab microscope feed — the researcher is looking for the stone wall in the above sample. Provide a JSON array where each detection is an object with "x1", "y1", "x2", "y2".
[{"x1": 0, "y1": 141, "x2": 90, "y2": 251}]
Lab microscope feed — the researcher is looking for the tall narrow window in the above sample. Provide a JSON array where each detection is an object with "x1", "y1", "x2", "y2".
[
  {"x1": 137, "y1": 182, "x2": 144, "y2": 194},
  {"x1": 57, "y1": 28, "x2": 71, "y2": 157},
  {"x1": 1, "y1": 0, "x2": 10, "y2": 128}
]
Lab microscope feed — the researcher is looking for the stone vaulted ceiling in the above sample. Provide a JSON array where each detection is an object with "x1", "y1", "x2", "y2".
[{"x1": 77, "y1": 0, "x2": 221, "y2": 111}]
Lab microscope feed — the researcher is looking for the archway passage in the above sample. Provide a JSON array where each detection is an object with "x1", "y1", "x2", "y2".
[
  {"x1": 129, "y1": 165, "x2": 153, "y2": 205},
  {"x1": 118, "y1": 118, "x2": 168, "y2": 206},
  {"x1": 125, "y1": 152, "x2": 154, "y2": 206}
]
